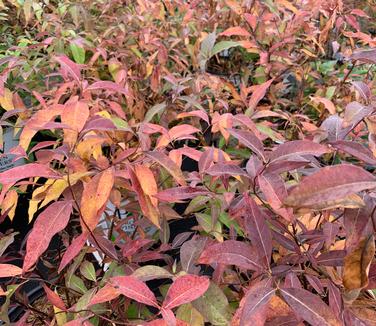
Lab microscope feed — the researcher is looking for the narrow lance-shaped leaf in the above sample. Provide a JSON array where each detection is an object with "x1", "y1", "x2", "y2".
[
  {"x1": 162, "y1": 275, "x2": 210, "y2": 310},
  {"x1": 227, "y1": 128, "x2": 265, "y2": 161},
  {"x1": 155, "y1": 187, "x2": 209, "y2": 202},
  {"x1": 110, "y1": 276, "x2": 159, "y2": 308},
  {"x1": 247, "y1": 79, "x2": 274, "y2": 114},
  {"x1": 280, "y1": 287, "x2": 341, "y2": 326},
  {"x1": 243, "y1": 194, "x2": 272, "y2": 267},
  {"x1": 199, "y1": 240, "x2": 261, "y2": 271},
  {"x1": 146, "y1": 151, "x2": 186, "y2": 186},
  {"x1": 23, "y1": 201, "x2": 73, "y2": 272},
  {"x1": 240, "y1": 279, "x2": 275, "y2": 326},
  {"x1": 284, "y1": 164, "x2": 376, "y2": 209},
  {"x1": 0, "y1": 264, "x2": 22, "y2": 278},
  {"x1": 80, "y1": 168, "x2": 114, "y2": 232},
  {"x1": 269, "y1": 140, "x2": 330, "y2": 162}
]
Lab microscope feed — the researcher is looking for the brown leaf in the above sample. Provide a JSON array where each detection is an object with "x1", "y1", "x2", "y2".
[{"x1": 343, "y1": 235, "x2": 375, "y2": 291}]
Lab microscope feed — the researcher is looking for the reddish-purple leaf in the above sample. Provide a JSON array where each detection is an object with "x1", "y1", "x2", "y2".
[
  {"x1": 180, "y1": 237, "x2": 207, "y2": 273},
  {"x1": 162, "y1": 274, "x2": 210, "y2": 310},
  {"x1": 155, "y1": 187, "x2": 209, "y2": 202},
  {"x1": 350, "y1": 49, "x2": 376, "y2": 64},
  {"x1": 280, "y1": 287, "x2": 341, "y2": 326},
  {"x1": 146, "y1": 151, "x2": 186, "y2": 186},
  {"x1": 258, "y1": 173, "x2": 293, "y2": 221},
  {"x1": 243, "y1": 194, "x2": 272, "y2": 267},
  {"x1": 58, "y1": 233, "x2": 88, "y2": 273},
  {"x1": 316, "y1": 250, "x2": 346, "y2": 266},
  {"x1": 82, "y1": 116, "x2": 116, "y2": 132},
  {"x1": 227, "y1": 128, "x2": 265, "y2": 161},
  {"x1": 305, "y1": 275, "x2": 324, "y2": 295},
  {"x1": 198, "y1": 147, "x2": 214, "y2": 173},
  {"x1": 54, "y1": 55, "x2": 81, "y2": 82},
  {"x1": 42, "y1": 284, "x2": 66, "y2": 310},
  {"x1": 109, "y1": 276, "x2": 159, "y2": 308},
  {"x1": 85, "y1": 81, "x2": 131, "y2": 97},
  {"x1": 269, "y1": 140, "x2": 330, "y2": 162},
  {"x1": 0, "y1": 163, "x2": 60, "y2": 185},
  {"x1": 284, "y1": 164, "x2": 376, "y2": 209},
  {"x1": 23, "y1": 201, "x2": 73, "y2": 272},
  {"x1": 205, "y1": 163, "x2": 248, "y2": 178},
  {"x1": 0, "y1": 264, "x2": 22, "y2": 278},
  {"x1": 199, "y1": 240, "x2": 261, "y2": 271},
  {"x1": 328, "y1": 282, "x2": 343, "y2": 320},
  {"x1": 248, "y1": 79, "x2": 273, "y2": 112},
  {"x1": 351, "y1": 81, "x2": 371, "y2": 101},
  {"x1": 88, "y1": 284, "x2": 120, "y2": 306},
  {"x1": 240, "y1": 279, "x2": 275, "y2": 326},
  {"x1": 329, "y1": 140, "x2": 376, "y2": 165},
  {"x1": 284, "y1": 272, "x2": 302, "y2": 289}
]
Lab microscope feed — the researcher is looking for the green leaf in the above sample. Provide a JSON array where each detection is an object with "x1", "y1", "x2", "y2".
[
  {"x1": 211, "y1": 41, "x2": 240, "y2": 58},
  {"x1": 144, "y1": 102, "x2": 167, "y2": 123},
  {"x1": 192, "y1": 282, "x2": 233, "y2": 326},
  {"x1": 219, "y1": 212, "x2": 244, "y2": 236},
  {"x1": 66, "y1": 274, "x2": 88, "y2": 294},
  {"x1": 195, "y1": 213, "x2": 223, "y2": 242},
  {"x1": 177, "y1": 303, "x2": 205, "y2": 325},
  {"x1": 80, "y1": 261, "x2": 96, "y2": 282},
  {"x1": 70, "y1": 42, "x2": 85, "y2": 64}
]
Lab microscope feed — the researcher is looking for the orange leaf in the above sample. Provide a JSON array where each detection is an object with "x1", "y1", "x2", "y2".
[
  {"x1": 220, "y1": 27, "x2": 251, "y2": 37},
  {"x1": 80, "y1": 168, "x2": 115, "y2": 232}
]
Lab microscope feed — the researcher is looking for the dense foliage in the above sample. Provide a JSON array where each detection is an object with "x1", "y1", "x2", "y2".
[{"x1": 1, "y1": 0, "x2": 376, "y2": 324}]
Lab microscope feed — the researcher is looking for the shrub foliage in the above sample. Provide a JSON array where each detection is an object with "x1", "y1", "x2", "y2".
[{"x1": 0, "y1": 0, "x2": 376, "y2": 324}]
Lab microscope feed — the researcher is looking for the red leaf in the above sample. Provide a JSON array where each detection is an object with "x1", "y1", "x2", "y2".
[
  {"x1": 240, "y1": 279, "x2": 275, "y2": 326},
  {"x1": 205, "y1": 163, "x2": 248, "y2": 178},
  {"x1": 244, "y1": 194, "x2": 272, "y2": 267},
  {"x1": 155, "y1": 187, "x2": 209, "y2": 202},
  {"x1": 162, "y1": 275, "x2": 210, "y2": 310},
  {"x1": 248, "y1": 79, "x2": 273, "y2": 112},
  {"x1": 220, "y1": 26, "x2": 251, "y2": 37},
  {"x1": 54, "y1": 55, "x2": 81, "y2": 82},
  {"x1": 258, "y1": 173, "x2": 293, "y2": 221},
  {"x1": 284, "y1": 164, "x2": 376, "y2": 209},
  {"x1": 42, "y1": 284, "x2": 66, "y2": 310},
  {"x1": 227, "y1": 128, "x2": 265, "y2": 161},
  {"x1": 199, "y1": 240, "x2": 261, "y2": 271},
  {"x1": 88, "y1": 284, "x2": 120, "y2": 306},
  {"x1": 109, "y1": 276, "x2": 159, "y2": 308},
  {"x1": 0, "y1": 163, "x2": 60, "y2": 185},
  {"x1": 280, "y1": 288, "x2": 341, "y2": 326},
  {"x1": 0, "y1": 264, "x2": 22, "y2": 277},
  {"x1": 146, "y1": 151, "x2": 186, "y2": 186},
  {"x1": 58, "y1": 233, "x2": 88, "y2": 273},
  {"x1": 269, "y1": 140, "x2": 330, "y2": 162},
  {"x1": 23, "y1": 201, "x2": 73, "y2": 272}
]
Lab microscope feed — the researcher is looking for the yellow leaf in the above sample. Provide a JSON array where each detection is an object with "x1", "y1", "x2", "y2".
[
  {"x1": 134, "y1": 165, "x2": 158, "y2": 207},
  {"x1": 28, "y1": 180, "x2": 54, "y2": 222},
  {"x1": 2, "y1": 190, "x2": 18, "y2": 221},
  {"x1": 76, "y1": 137, "x2": 104, "y2": 160},
  {"x1": 0, "y1": 88, "x2": 14, "y2": 111}
]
